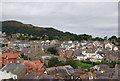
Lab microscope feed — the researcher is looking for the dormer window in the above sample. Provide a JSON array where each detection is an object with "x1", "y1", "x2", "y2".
[
  {"x1": 13, "y1": 76, "x2": 17, "y2": 79},
  {"x1": 6, "y1": 56, "x2": 8, "y2": 59},
  {"x1": 10, "y1": 61, "x2": 12, "y2": 63},
  {"x1": 17, "y1": 56, "x2": 20, "y2": 59},
  {"x1": 17, "y1": 61, "x2": 20, "y2": 63}
]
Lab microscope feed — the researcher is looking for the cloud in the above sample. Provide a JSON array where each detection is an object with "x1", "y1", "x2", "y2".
[{"x1": 2, "y1": 2, "x2": 118, "y2": 37}]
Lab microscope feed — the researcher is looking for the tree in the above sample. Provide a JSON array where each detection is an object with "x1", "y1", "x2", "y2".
[
  {"x1": 17, "y1": 34, "x2": 26, "y2": 40},
  {"x1": 117, "y1": 37, "x2": 120, "y2": 46},
  {"x1": 108, "y1": 36, "x2": 118, "y2": 45},
  {"x1": 2, "y1": 44, "x2": 8, "y2": 47},
  {"x1": 65, "y1": 57, "x2": 77, "y2": 69},
  {"x1": 78, "y1": 34, "x2": 92, "y2": 41},
  {"x1": 47, "y1": 47, "x2": 59, "y2": 55},
  {"x1": 92, "y1": 37, "x2": 104, "y2": 41},
  {"x1": 48, "y1": 57, "x2": 64, "y2": 67},
  {"x1": 108, "y1": 36, "x2": 117, "y2": 41},
  {"x1": 21, "y1": 53, "x2": 28, "y2": 60},
  {"x1": 104, "y1": 36, "x2": 108, "y2": 40}
]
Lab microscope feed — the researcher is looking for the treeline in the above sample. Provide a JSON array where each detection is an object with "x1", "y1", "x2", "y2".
[{"x1": 14, "y1": 33, "x2": 120, "y2": 46}]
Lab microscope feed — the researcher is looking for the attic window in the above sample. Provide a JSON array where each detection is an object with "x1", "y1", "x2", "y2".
[
  {"x1": 13, "y1": 76, "x2": 17, "y2": 79},
  {"x1": 17, "y1": 61, "x2": 20, "y2": 63},
  {"x1": 17, "y1": 56, "x2": 20, "y2": 59},
  {"x1": 10, "y1": 61, "x2": 12, "y2": 63},
  {"x1": 6, "y1": 57, "x2": 8, "y2": 59}
]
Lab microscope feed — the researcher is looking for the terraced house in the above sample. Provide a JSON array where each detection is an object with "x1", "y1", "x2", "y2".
[{"x1": 1, "y1": 52, "x2": 22, "y2": 65}]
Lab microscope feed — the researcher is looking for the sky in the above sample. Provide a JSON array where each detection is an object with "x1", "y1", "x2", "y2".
[{"x1": 1, "y1": 2, "x2": 118, "y2": 38}]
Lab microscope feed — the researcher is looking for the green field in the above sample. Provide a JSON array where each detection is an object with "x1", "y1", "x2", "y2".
[{"x1": 76, "y1": 61, "x2": 93, "y2": 70}]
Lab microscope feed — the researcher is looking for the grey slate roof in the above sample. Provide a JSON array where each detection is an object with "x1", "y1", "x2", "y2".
[
  {"x1": 112, "y1": 69, "x2": 120, "y2": 79},
  {"x1": 1, "y1": 63, "x2": 26, "y2": 75},
  {"x1": 110, "y1": 51, "x2": 119, "y2": 55},
  {"x1": 43, "y1": 44, "x2": 55, "y2": 49},
  {"x1": 23, "y1": 72, "x2": 38, "y2": 79},
  {"x1": 21, "y1": 47, "x2": 30, "y2": 54},
  {"x1": 96, "y1": 64, "x2": 110, "y2": 71},
  {"x1": 73, "y1": 49, "x2": 82, "y2": 56},
  {"x1": 38, "y1": 74, "x2": 58, "y2": 79},
  {"x1": 23, "y1": 72, "x2": 64, "y2": 80},
  {"x1": 46, "y1": 65, "x2": 75, "y2": 77},
  {"x1": 57, "y1": 47, "x2": 66, "y2": 51},
  {"x1": 86, "y1": 49, "x2": 96, "y2": 53},
  {"x1": 36, "y1": 54, "x2": 60, "y2": 58},
  {"x1": 46, "y1": 67, "x2": 58, "y2": 75},
  {"x1": 62, "y1": 43, "x2": 72, "y2": 46},
  {"x1": 97, "y1": 49, "x2": 109, "y2": 55},
  {"x1": 115, "y1": 64, "x2": 120, "y2": 70}
]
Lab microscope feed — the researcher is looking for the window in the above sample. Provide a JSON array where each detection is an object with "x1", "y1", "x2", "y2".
[
  {"x1": 13, "y1": 76, "x2": 17, "y2": 79},
  {"x1": 10, "y1": 61, "x2": 12, "y2": 63},
  {"x1": 17, "y1": 56, "x2": 20, "y2": 59},
  {"x1": 17, "y1": 61, "x2": 20, "y2": 63},
  {"x1": 6, "y1": 57, "x2": 8, "y2": 59}
]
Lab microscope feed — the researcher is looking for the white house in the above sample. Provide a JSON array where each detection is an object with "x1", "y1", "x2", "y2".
[
  {"x1": 113, "y1": 46, "x2": 118, "y2": 51},
  {"x1": 105, "y1": 43, "x2": 114, "y2": 50},
  {"x1": 76, "y1": 54, "x2": 87, "y2": 60},
  {"x1": 81, "y1": 49, "x2": 104, "y2": 62}
]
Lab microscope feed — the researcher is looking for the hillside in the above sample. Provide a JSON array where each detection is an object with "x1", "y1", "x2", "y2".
[
  {"x1": 1, "y1": 20, "x2": 93, "y2": 41},
  {"x1": 1, "y1": 20, "x2": 64, "y2": 36}
]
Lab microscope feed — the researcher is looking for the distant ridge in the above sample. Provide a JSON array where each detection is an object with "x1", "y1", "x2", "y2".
[
  {"x1": 1, "y1": 20, "x2": 65, "y2": 37},
  {"x1": 2, "y1": 20, "x2": 45, "y2": 30}
]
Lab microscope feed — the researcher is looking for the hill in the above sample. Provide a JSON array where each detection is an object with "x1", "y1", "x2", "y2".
[
  {"x1": 1, "y1": 20, "x2": 92, "y2": 41},
  {"x1": 2, "y1": 20, "x2": 64, "y2": 36}
]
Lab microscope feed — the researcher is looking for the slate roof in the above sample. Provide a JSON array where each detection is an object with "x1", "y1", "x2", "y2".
[
  {"x1": 62, "y1": 43, "x2": 72, "y2": 46},
  {"x1": 74, "y1": 69, "x2": 85, "y2": 76},
  {"x1": 57, "y1": 47, "x2": 66, "y2": 51},
  {"x1": 23, "y1": 60, "x2": 44, "y2": 70},
  {"x1": 101, "y1": 73, "x2": 111, "y2": 78},
  {"x1": 112, "y1": 75, "x2": 120, "y2": 79},
  {"x1": 23, "y1": 72, "x2": 64, "y2": 80},
  {"x1": 94, "y1": 71, "x2": 113, "y2": 79},
  {"x1": 73, "y1": 49, "x2": 82, "y2": 56},
  {"x1": 97, "y1": 51, "x2": 106, "y2": 55},
  {"x1": 106, "y1": 68, "x2": 115, "y2": 73},
  {"x1": 97, "y1": 49, "x2": 109, "y2": 55},
  {"x1": 57, "y1": 65, "x2": 74, "y2": 77},
  {"x1": 23, "y1": 72, "x2": 38, "y2": 79},
  {"x1": 38, "y1": 74, "x2": 58, "y2": 79},
  {"x1": 96, "y1": 64, "x2": 109, "y2": 71},
  {"x1": 21, "y1": 48, "x2": 30, "y2": 54},
  {"x1": 114, "y1": 64, "x2": 120, "y2": 79},
  {"x1": 112, "y1": 70, "x2": 120, "y2": 79},
  {"x1": 86, "y1": 49, "x2": 96, "y2": 53},
  {"x1": 36, "y1": 54, "x2": 60, "y2": 59},
  {"x1": 46, "y1": 67, "x2": 57, "y2": 75},
  {"x1": 80, "y1": 72, "x2": 95, "y2": 79},
  {"x1": 1, "y1": 63, "x2": 26, "y2": 75},
  {"x1": 110, "y1": 51, "x2": 119, "y2": 55},
  {"x1": 43, "y1": 44, "x2": 55, "y2": 49},
  {"x1": 94, "y1": 71, "x2": 102, "y2": 78},
  {"x1": 46, "y1": 65, "x2": 74, "y2": 77},
  {"x1": 115, "y1": 64, "x2": 120, "y2": 70},
  {"x1": 96, "y1": 76, "x2": 111, "y2": 79}
]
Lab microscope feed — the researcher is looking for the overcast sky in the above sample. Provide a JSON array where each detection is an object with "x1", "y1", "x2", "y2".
[{"x1": 2, "y1": 2, "x2": 118, "y2": 38}]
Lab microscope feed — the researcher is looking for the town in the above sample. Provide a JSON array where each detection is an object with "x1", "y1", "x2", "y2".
[{"x1": 0, "y1": 31, "x2": 120, "y2": 80}]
